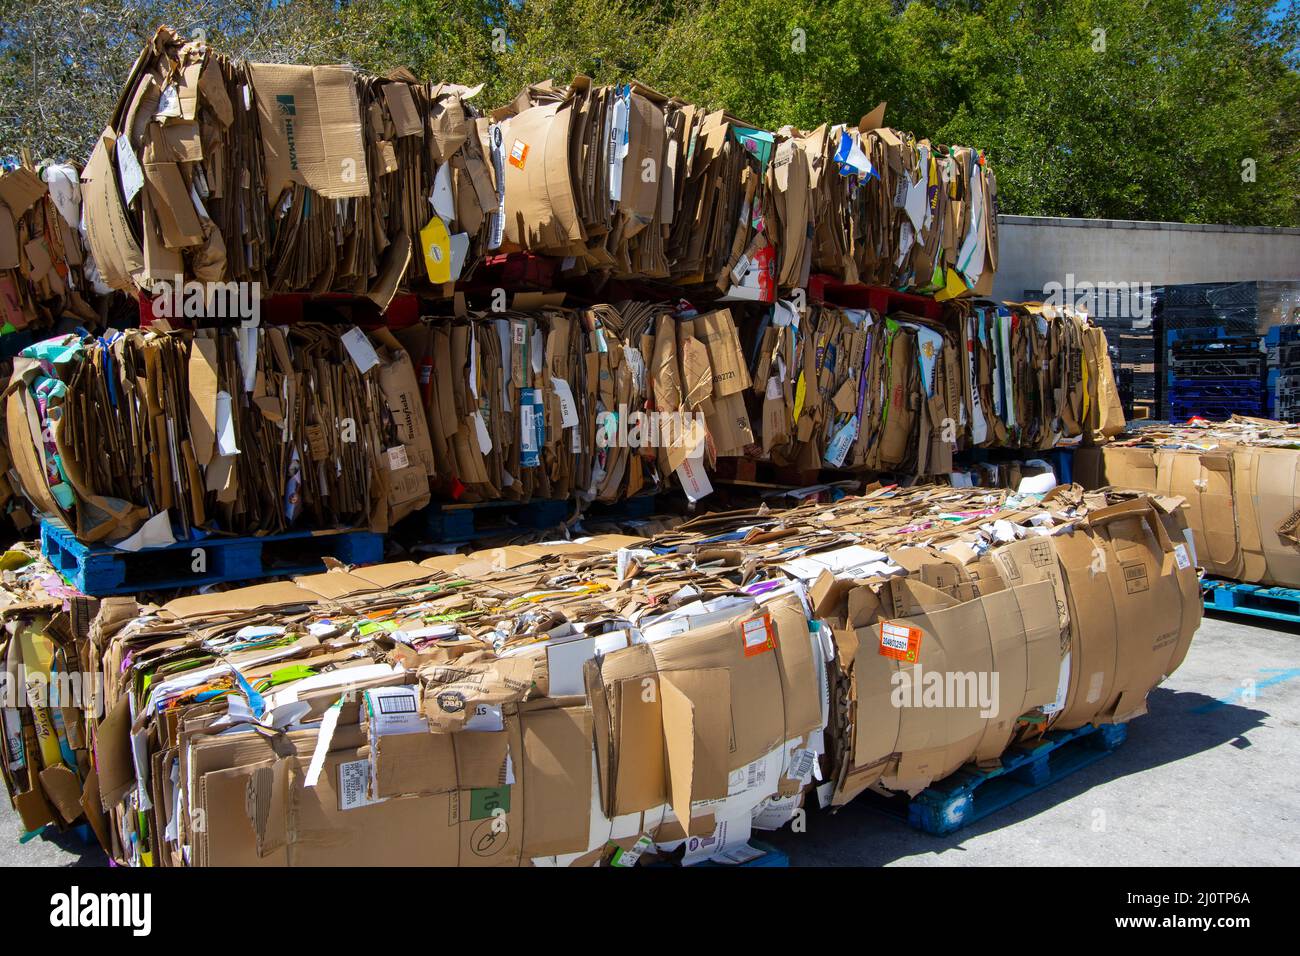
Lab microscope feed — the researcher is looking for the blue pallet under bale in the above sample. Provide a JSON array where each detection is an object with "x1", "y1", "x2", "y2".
[
  {"x1": 400, "y1": 497, "x2": 575, "y2": 544},
  {"x1": 585, "y1": 493, "x2": 661, "y2": 520},
  {"x1": 1203, "y1": 579, "x2": 1300, "y2": 624},
  {"x1": 39, "y1": 519, "x2": 384, "y2": 596},
  {"x1": 873, "y1": 722, "x2": 1129, "y2": 836}
]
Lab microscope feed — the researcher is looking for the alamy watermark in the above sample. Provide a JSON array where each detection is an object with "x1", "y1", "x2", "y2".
[
  {"x1": 1043, "y1": 274, "x2": 1153, "y2": 322},
  {"x1": 1, "y1": 665, "x2": 102, "y2": 716},
  {"x1": 594, "y1": 406, "x2": 708, "y2": 458},
  {"x1": 151, "y1": 275, "x2": 260, "y2": 326},
  {"x1": 890, "y1": 665, "x2": 1001, "y2": 719}
]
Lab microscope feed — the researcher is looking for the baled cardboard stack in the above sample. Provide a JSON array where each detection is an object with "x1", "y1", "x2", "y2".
[
  {"x1": 4, "y1": 296, "x2": 1124, "y2": 546},
  {"x1": 82, "y1": 27, "x2": 998, "y2": 303},
  {"x1": 755, "y1": 300, "x2": 1125, "y2": 477},
  {"x1": 0, "y1": 545, "x2": 102, "y2": 836},
  {"x1": 5, "y1": 323, "x2": 431, "y2": 545},
  {"x1": 83, "y1": 27, "x2": 493, "y2": 304},
  {"x1": 1079, "y1": 416, "x2": 1300, "y2": 588},
  {"x1": 2, "y1": 483, "x2": 1202, "y2": 864},
  {"x1": 0, "y1": 163, "x2": 100, "y2": 332}
]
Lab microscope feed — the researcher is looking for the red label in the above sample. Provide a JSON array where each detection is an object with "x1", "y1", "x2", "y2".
[
  {"x1": 878, "y1": 620, "x2": 923, "y2": 662},
  {"x1": 740, "y1": 614, "x2": 776, "y2": 657},
  {"x1": 509, "y1": 140, "x2": 529, "y2": 170}
]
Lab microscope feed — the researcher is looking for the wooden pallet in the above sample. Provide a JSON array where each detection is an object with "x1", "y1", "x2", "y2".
[
  {"x1": 1203, "y1": 579, "x2": 1300, "y2": 624},
  {"x1": 869, "y1": 722, "x2": 1129, "y2": 836},
  {"x1": 40, "y1": 519, "x2": 383, "y2": 596}
]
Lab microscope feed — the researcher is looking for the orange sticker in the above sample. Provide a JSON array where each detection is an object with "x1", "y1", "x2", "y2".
[
  {"x1": 509, "y1": 139, "x2": 529, "y2": 170},
  {"x1": 879, "y1": 620, "x2": 923, "y2": 662},
  {"x1": 740, "y1": 614, "x2": 776, "y2": 657}
]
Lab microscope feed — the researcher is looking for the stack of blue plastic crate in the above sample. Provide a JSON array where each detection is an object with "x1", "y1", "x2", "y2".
[
  {"x1": 1165, "y1": 327, "x2": 1264, "y2": 421},
  {"x1": 1263, "y1": 325, "x2": 1300, "y2": 422}
]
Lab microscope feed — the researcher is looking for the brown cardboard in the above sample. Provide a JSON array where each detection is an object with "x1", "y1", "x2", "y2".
[
  {"x1": 661, "y1": 668, "x2": 730, "y2": 835},
  {"x1": 249, "y1": 63, "x2": 371, "y2": 203},
  {"x1": 500, "y1": 101, "x2": 584, "y2": 254},
  {"x1": 519, "y1": 703, "x2": 594, "y2": 856}
]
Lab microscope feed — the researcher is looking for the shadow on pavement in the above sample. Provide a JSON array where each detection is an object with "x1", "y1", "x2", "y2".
[
  {"x1": 18, "y1": 825, "x2": 108, "y2": 867},
  {"x1": 764, "y1": 685, "x2": 1275, "y2": 866}
]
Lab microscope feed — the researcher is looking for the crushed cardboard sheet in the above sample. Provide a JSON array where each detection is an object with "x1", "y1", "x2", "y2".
[{"x1": 1077, "y1": 415, "x2": 1300, "y2": 589}]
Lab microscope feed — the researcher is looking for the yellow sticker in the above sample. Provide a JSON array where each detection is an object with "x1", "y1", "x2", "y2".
[{"x1": 421, "y1": 215, "x2": 451, "y2": 284}]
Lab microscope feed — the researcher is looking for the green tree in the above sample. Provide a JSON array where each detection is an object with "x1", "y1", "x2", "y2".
[{"x1": 2, "y1": 0, "x2": 1296, "y2": 226}]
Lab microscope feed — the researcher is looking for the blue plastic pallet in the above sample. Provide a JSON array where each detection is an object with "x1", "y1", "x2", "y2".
[
  {"x1": 401, "y1": 497, "x2": 574, "y2": 543},
  {"x1": 1203, "y1": 579, "x2": 1300, "y2": 624},
  {"x1": 1263, "y1": 325, "x2": 1300, "y2": 347},
  {"x1": 1169, "y1": 378, "x2": 1263, "y2": 397},
  {"x1": 1164, "y1": 326, "x2": 1259, "y2": 346},
  {"x1": 40, "y1": 519, "x2": 383, "y2": 595},
  {"x1": 586, "y1": 493, "x2": 661, "y2": 520},
  {"x1": 1169, "y1": 401, "x2": 1263, "y2": 420},
  {"x1": 881, "y1": 722, "x2": 1128, "y2": 836}
]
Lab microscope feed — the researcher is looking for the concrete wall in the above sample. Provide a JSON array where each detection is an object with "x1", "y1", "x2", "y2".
[{"x1": 992, "y1": 215, "x2": 1300, "y2": 302}]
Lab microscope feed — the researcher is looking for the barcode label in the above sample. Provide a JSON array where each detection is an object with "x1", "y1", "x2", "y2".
[
  {"x1": 377, "y1": 693, "x2": 416, "y2": 715},
  {"x1": 789, "y1": 749, "x2": 816, "y2": 783},
  {"x1": 338, "y1": 759, "x2": 384, "y2": 811}
]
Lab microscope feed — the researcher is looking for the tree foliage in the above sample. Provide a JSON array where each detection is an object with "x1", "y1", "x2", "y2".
[{"x1": 1, "y1": 0, "x2": 1296, "y2": 226}]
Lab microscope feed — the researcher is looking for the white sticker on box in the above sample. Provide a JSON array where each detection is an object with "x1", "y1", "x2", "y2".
[
  {"x1": 551, "y1": 377, "x2": 579, "y2": 428},
  {"x1": 365, "y1": 686, "x2": 425, "y2": 737},
  {"x1": 338, "y1": 758, "x2": 384, "y2": 810},
  {"x1": 387, "y1": 445, "x2": 410, "y2": 471},
  {"x1": 520, "y1": 404, "x2": 537, "y2": 453},
  {"x1": 880, "y1": 621, "x2": 912, "y2": 654},
  {"x1": 116, "y1": 138, "x2": 144, "y2": 205},
  {"x1": 741, "y1": 616, "x2": 770, "y2": 651},
  {"x1": 1173, "y1": 543, "x2": 1191, "y2": 570},
  {"x1": 787, "y1": 748, "x2": 816, "y2": 784},
  {"x1": 464, "y1": 703, "x2": 504, "y2": 732},
  {"x1": 155, "y1": 83, "x2": 182, "y2": 119},
  {"x1": 340, "y1": 327, "x2": 380, "y2": 374},
  {"x1": 675, "y1": 458, "x2": 713, "y2": 502}
]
